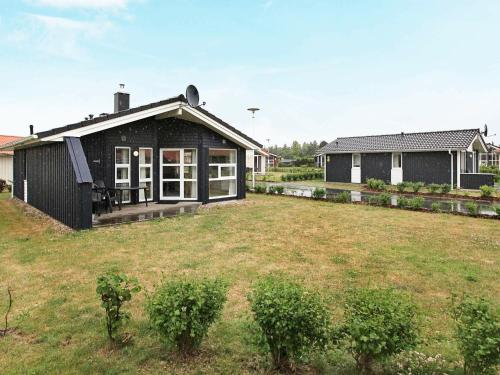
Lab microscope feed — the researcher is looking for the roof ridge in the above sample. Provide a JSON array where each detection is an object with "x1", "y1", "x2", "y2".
[{"x1": 334, "y1": 128, "x2": 480, "y2": 140}]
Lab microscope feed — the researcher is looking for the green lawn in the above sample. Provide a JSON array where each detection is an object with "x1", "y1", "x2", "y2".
[{"x1": 0, "y1": 193, "x2": 499, "y2": 374}]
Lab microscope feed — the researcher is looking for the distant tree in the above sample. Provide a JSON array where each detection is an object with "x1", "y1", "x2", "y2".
[{"x1": 319, "y1": 140, "x2": 328, "y2": 148}]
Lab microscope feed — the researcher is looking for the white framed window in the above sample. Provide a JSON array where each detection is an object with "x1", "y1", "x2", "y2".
[
  {"x1": 139, "y1": 148, "x2": 153, "y2": 202},
  {"x1": 352, "y1": 153, "x2": 361, "y2": 168},
  {"x1": 160, "y1": 148, "x2": 197, "y2": 200},
  {"x1": 209, "y1": 149, "x2": 237, "y2": 199},
  {"x1": 115, "y1": 147, "x2": 131, "y2": 203},
  {"x1": 392, "y1": 152, "x2": 402, "y2": 168}
]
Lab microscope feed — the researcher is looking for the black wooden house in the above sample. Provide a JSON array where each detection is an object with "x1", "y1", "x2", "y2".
[
  {"x1": 1, "y1": 88, "x2": 262, "y2": 230},
  {"x1": 318, "y1": 129, "x2": 493, "y2": 189}
]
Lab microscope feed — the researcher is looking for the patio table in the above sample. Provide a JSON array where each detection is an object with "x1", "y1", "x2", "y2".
[{"x1": 109, "y1": 186, "x2": 149, "y2": 210}]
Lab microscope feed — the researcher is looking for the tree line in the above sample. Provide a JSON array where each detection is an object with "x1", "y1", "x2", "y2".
[{"x1": 268, "y1": 140, "x2": 328, "y2": 160}]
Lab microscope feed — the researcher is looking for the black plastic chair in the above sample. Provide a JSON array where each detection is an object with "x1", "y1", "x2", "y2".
[
  {"x1": 92, "y1": 185, "x2": 106, "y2": 216},
  {"x1": 95, "y1": 180, "x2": 115, "y2": 213}
]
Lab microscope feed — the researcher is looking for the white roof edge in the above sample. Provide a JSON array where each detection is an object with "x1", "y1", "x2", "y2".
[
  {"x1": 319, "y1": 148, "x2": 467, "y2": 154},
  {"x1": 0, "y1": 135, "x2": 38, "y2": 151},
  {"x1": 37, "y1": 101, "x2": 260, "y2": 150}
]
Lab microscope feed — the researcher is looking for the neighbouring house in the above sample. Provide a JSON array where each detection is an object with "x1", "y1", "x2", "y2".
[
  {"x1": 317, "y1": 128, "x2": 493, "y2": 189},
  {"x1": 479, "y1": 143, "x2": 499, "y2": 169},
  {"x1": 0, "y1": 87, "x2": 262, "y2": 230},
  {"x1": 253, "y1": 148, "x2": 269, "y2": 175},
  {"x1": 0, "y1": 135, "x2": 23, "y2": 187},
  {"x1": 266, "y1": 152, "x2": 280, "y2": 168}
]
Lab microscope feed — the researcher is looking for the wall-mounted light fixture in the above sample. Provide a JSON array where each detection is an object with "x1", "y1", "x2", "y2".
[{"x1": 133, "y1": 150, "x2": 139, "y2": 157}]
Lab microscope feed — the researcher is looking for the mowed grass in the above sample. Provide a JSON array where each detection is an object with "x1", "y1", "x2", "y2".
[{"x1": 0, "y1": 192, "x2": 499, "y2": 374}]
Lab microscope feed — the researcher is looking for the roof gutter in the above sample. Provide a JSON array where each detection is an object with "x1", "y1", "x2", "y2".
[{"x1": 0, "y1": 135, "x2": 39, "y2": 151}]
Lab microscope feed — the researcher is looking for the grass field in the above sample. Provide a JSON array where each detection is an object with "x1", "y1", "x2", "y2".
[{"x1": 0, "y1": 192, "x2": 499, "y2": 374}]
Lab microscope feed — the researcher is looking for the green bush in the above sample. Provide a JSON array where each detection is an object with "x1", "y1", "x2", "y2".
[
  {"x1": 312, "y1": 187, "x2": 326, "y2": 199},
  {"x1": 366, "y1": 178, "x2": 386, "y2": 191},
  {"x1": 275, "y1": 185, "x2": 285, "y2": 195},
  {"x1": 254, "y1": 185, "x2": 267, "y2": 194},
  {"x1": 397, "y1": 196, "x2": 409, "y2": 208},
  {"x1": 407, "y1": 197, "x2": 425, "y2": 210},
  {"x1": 430, "y1": 202, "x2": 441, "y2": 212},
  {"x1": 248, "y1": 275, "x2": 331, "y2": 370},
  {"x1": 479, "y1": 185, "x2": 495, "y2": 198},
  {"x1": 367, "y1": 195, "x2": 380, "y2": 205},
  {"x1": 440, "y1": 183, "x2": 452, "y2": 194},
  {"x1": 0, "y1": 179, "x2": 6, "y2": 192},
  {"x1": 451, "y1": 294, "x2": 500, "y2": 375},
  {"x1": 387, "y1": 351, "x2": 452, "y2": 375},
  {"x1": 333, "y1": 191, "x2": 351, "y2": 203},
  {"x1": 280, "y1": 174, "x2": 286, "y2": 182},
  {"x1": 480, "y1": 165, "x2": 500, "y2": 183},
  {"x1": 96, "y1": 272, "x2": 141, "y2": 341},
  {"x1": 494, "y1": 205, "x2": 500, "y2": 216},
  {"x1": 428, "y1": 183, "x2": 441, "y2": 194},
  {"x1": 342, "y1": 288, "x2": 419, "y2": 373},
  {"x1": 378, "y1": 192, "x2": 392, "y2": 206},
  {"x1": 410, "y1": 182, "x2": 425, "y2": 193},
  {"x1": 268, "y1": 185, "x2": 276, "y2": 194},
  {"x1": 146, "y1": 278, "x2": 227, "y2": 354},
  {"x1": 396, "y1": 182, "x2": 407, "y2": 193},
  {"x1": 465, "y1": 201, "x2": 478, "y2": 216}
]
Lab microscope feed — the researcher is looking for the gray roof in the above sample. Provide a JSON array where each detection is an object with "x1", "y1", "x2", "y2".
[{"x1": 319, "y1": 129, "x2": 482, "y2": 154}]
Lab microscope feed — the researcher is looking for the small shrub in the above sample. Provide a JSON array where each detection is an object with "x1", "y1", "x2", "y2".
[
  {"x1": 410, "y1": 181, "x2": 425, "y2": 193},
  {"x1": 378, "y1": 192, "x2": 392, "y2": 206},
  {"x1": 0, "y1": 179, "x2": 6, "y2": 193},
  {"x1": 367, "y1": 195, "x2": 380, "y2": 205},
  {"x1": 333, "y1": 191, "x2": 350, "y2": 203},
  {"x1": 428, "y1": 183, "x2": 441, "y2": 194},
  {"x1": 254, "y1": 185, "x2": 267, "y2": 194},
  {"x1": 312, "y1": 187, "x2": 326, "y2": 199},
  {"x1": 366, "y1": 178, "x2": 386, "y2": 191},
  {"x1": 397, "y1": 196, "x2": 409, "y2": 208},
  {"x1": 343, "y1": 288, "x2": 419, "y2": 373},
  {"x1": 465, "y1": 201, "x2": 478, "y2": 216},
  {"x1": 96, "y1": 272, "x2": 141, "y2": 341},
  {"x1": 480, "y1": 165, "x2": 500, "y2": 183},
  {"x1": 407, "y1": 196, "x2": 424, "y2": 210},
  {"x1": 440, "y1": 183, "x2": 452, "y2": 194},
  {"x1": 387, "y1": 351, "x2": 452, "y2": 375},
  {"x1": 396, "y1": 182, "x2": 407, "y2": 193},
  {"x1": 274, "y1": 185, "x2": 285, "y2": 195},
  {"x1": 268, "y1": 185, "x2": 276, "y2": 194},
  {"x1": 430, "y1": 202, "x2": 441, "y2": 212},
  {"x1": 494, "y1": 205, "x2": 500, "y2": 216},
  {"x1": 281, "y1": 174, "x2": 287, "y2": 182},
  {"x1": 451, "y1": 294, "x2": 500, "y2": 375},
  {"x1": 248, "y1": 275, "x2": 331, "y2": 370},
  {"x1": 147, "y1": 278, "x2": 227, "y2": 354},
  {"x1": 479, "y1": 185, "x2": 495, "y2": 198}
]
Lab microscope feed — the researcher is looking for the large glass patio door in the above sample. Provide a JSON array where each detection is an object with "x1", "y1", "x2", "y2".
[{"x1": 160, "y1": 148, "x2": 197, "y2": 200}]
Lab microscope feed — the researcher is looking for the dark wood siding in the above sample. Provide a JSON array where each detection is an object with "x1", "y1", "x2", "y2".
[
  {"x1": 81, "y1": 117, "x2": 246, "y2": 205},
  {"x1": 325, "y1": 153, "x2": 351, "y2": 183},
  {"x1": 361, "y1": 153, "x2": 391, "y2": 183},
  {"x1": 461, "y1": 173, "x2": 494, "y2": 189},
  {"x1": 402, "y1": 151, "x2": 452, "y2": 185},
  {"x1": 13, "y1": 149, "x2": 26, "y2": 200},
  {"x1": 22, "y1": 142, "x2": 92, "y2": 229}
]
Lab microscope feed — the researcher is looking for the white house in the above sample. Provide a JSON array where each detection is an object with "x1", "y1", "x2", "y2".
[{"x1": 0, "y1": 135, "x2": 23, "y2": 186}]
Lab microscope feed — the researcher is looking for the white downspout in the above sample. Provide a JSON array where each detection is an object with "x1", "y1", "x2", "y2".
[
  {"x1": 448, "y1": 149, "x2": 453, "y2": 188},
  {"x1": 456, "y1": 150, "x2": 461, "y2": 189},
  {"x1": 252, "y1": 150, "x2": 256, "y2": 189}
]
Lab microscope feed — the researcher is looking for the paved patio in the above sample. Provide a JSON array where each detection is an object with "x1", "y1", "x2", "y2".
[{"x1": 92, "y1": 202, "x2": 201, "y2": 227}]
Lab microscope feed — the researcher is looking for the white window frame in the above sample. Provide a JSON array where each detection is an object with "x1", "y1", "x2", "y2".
[
  {"x1": 139, "y1": 147, "x2": 153, "y2": 202},
  {"x1": 352, "y1": 153, "x2": 361, "y2": 168},
  {"x1": 115, "y1": 146, "x2": 131, "y2": 203},
  {"x1": 209, "y1": 148, "x2": 238, "y2": 199},
  {"x1": 160, "y1": 148, "x2": 198, "y2": 200},
  {"x1": 392, "y1": 152, "x2": 402, "y2": 169}
]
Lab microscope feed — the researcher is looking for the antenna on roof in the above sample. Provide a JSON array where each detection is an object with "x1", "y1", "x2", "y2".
[{"x1": 482, "y1": 123, "x2": 488, "y2": 137}]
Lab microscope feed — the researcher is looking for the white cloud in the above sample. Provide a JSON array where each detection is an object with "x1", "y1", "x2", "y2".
[{"x1": 29, "y1": 0, "x2": 129, "y2": 9}]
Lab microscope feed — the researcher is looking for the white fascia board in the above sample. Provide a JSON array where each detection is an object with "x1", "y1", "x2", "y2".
[
  {"x1": 322, "y1": 148, "x2": 465, "y2": 154},
  {"x1": 183, "y1": 106, "x2": 260, "y2": 150},
  {"x1": 469, "y1": 134, "x2": 488, "y2": 153},
  {"x1": 41, "y1": 102, "x2": 182, "y2": 142}
]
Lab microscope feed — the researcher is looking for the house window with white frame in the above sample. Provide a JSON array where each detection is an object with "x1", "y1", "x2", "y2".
[
  {"x1": 160, "y1": 148, "x2": 197, "y2": 200},
  {"x1": 352, "y1": 153, "x2": 361, "y2": 168},
  {"x1": 115, "y1": 147, "x2": 131, "y2": 203},
  {"x1": 209, "y1": 149, "x2": 237, "y2": 199},
  {"x1": 139, "y1": 148, "x2": 153, "y2": 202},
  {"x1": 392, "y1": 152, "x2": 402, "y2": 168}
]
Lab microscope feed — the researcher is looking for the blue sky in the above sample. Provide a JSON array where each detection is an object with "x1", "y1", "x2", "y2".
[{"x1": 1, "y1": 1, "x2": 499, "y2": 146}]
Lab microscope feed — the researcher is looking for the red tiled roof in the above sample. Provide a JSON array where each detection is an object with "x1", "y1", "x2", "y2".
[{"x1": 0, "y1": 135, "x2": 23, "y2": 155}]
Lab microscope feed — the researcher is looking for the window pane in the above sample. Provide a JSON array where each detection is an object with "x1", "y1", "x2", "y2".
[
  {"x1": 163, "y1": 150, "x2": 180, "y2": 164},
  {"x1": 163, "y1": 181, "x2": 180, "y2": 197},
  {"x1": 116, "y1": 148, "x2": 130, "y2": 164},
  {"x1": 184, "y1": 149, "x2": 197, "y2": 164},
  {"x1": 392, "y1": 153, "x2": 402, "y2": 168},
  {"x1": 116, "y1": 182, "x2": 130, "y2": 202},
  {"x1": 140, "y1": 149, "x2": 152, "y2": 164},
  {"x1": 209, "y1": 149, "x2": 236, "y2": 164},
  {"x1": 116, "y1": 167, "x2": 129, "y2": 180},
  {"x1": 209, "y1": 166, "x2": 219, "y2": 179},
  {"x1": 221, "y1": 166, "x2": 236, "y2": 177},
  {"x1": 140, "y1": 167, "x2": 151, "y2": 179},
  {"x1": 352, "y1": 154, "x2": 361, "y2": 167},
  {"x1": 184, "y1": 166, "x2": 197, "y2": 179},
  {"x1": 209, "y1": 179, "x2": 236, "y2": 198},
  {"x1": 163, "y1": 166, "x2": 180, "y2": 179},
  {"x1": 139, "y1": 181, "x2": 152, "y2": 200},
  {"x1": 184, "y1": 181, "x2": 197, "y2": 198}
]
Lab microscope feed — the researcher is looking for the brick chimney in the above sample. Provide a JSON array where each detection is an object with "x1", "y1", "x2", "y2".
[{"x1": 114, "y1": 84, "x2": 130, "y2": 113}]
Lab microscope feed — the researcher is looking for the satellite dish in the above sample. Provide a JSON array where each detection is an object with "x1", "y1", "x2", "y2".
[
  {"x1": 186, "y1": 85, "x2": 200, "y2": 107},
  {"x1": 483, "y1": 123, "x2": 488, "y2": 137}
]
